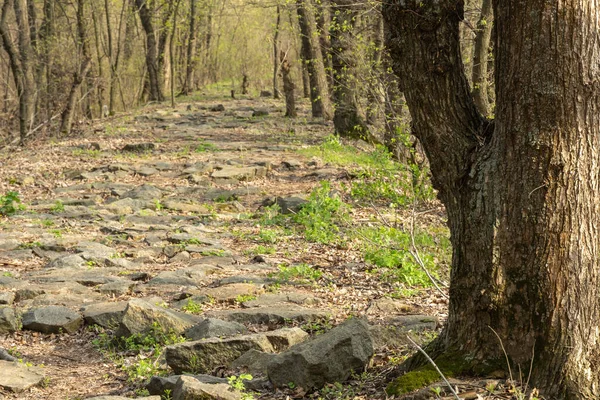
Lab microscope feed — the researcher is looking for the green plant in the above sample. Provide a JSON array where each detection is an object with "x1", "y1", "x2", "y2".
[
  {"x1": 41, "y1": 219, "x2": 54, "y2": 227},
  {"x1": 235, "y1": 294, "x2": 257, "y2": 304},
  {"x1": 181, "y1": 299, "x2": 203, "y2": 314},
  {"x1": 293, "y1": 181, "x2": 348, "y2": 244},
  {"x1": 195, "y1": 139, "x2": 218, "y2": 152},
  {"x1": 50, "y1": 229, "x2": 63, "y2": 238},
  {"x1": 154, "y1": 199, "x2": 164, "y2": 211},
  {"x1": 274, "y1": 263, "x2": 322, "y2": 284},
  {"x1": 257, "y1": 229, "x2": 278, "y2": 244},
  {"x1": 228, "y1": 374, "x2": 255, "y2": 400},
  {"x1": 0, "y1": 191, "x2": 22, "y2": 216},
  {"x1": 51, "y1": 200, "x2": 65, "y2": 213},
  {"x1": 250, "y1": 245, "x2": 276, "y2": 255}
]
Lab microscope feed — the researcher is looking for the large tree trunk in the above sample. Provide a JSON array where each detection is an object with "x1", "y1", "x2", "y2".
[
  {"x1": 383, "y1": 1, "x2": 600, "y2": 398},
  {"x1": 135, "y1": 0, "x2": 164, "y2": 102},
  {"x1": 272, "y1": 4, "x2": 281, "y2": 99},
  {"x1": 471, "y1": 0, "x2": 492, "y2": 116},
  {"x1": 330, "y1": 0, "x2": 367, "y2": 138},
  {"x1": 296, "y1": 0, "x2": 332, "y2": 119},
  {"x1": 280, "y1": 51, "x2": 296, "y2": 118}
]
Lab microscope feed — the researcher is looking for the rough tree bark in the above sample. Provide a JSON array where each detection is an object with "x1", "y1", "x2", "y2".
[
  {"x1": 471, "y1": 0, "x2": 492, "y2": 116},
  {"x1": 383, "y1": 1, "x2": 600, "y2": 398},
  {"x1": 330, "y1": 0, "x2": 368, "y2": 138},
  {"x1": 280, "y1": 51, "x2": 296, "y2": 117},
  {"x1": 296, "y1": 0, "x2": 332, "y2": 119},
  {"x1": 315, "y1": 0, "x2": 333, "y2": 91},
  {"x1": 135, "y1": 0, "x2": 164, "y2": 102}
]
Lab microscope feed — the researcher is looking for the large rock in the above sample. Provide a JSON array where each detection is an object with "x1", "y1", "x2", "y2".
[
  {"x1": 230, "y1": 349, "x2": 276, "y2": 375},
  {"x1": 22, "y1": 306, "x2": 83, "y2": 334},
  {"x1": 0, "y1": 307, "x2": 19, "y2": 334},
  {"x1": 173, "y1": 376, "x2": 241, "y2": 400},
  {"x1": 0, "y1": 361, "x2": 45, "y2": 392},
  {"x1": 166, "y1": 333, "x2": 275, "y2": 374},
  {"x1": 184, "y1": 318, "x2": 248, "y2": 340},
  {"x1": 267, "y1": 318, "x2": 373, "y2": 390},
  {"x1": 211, "y1": 166, "x2": 266, "y2": 181},
  {"x1": 147, "y1": 374, "x2": 227, "y2": 396},
  {"x1": 81, "y1": 301, "x2": 128, "y2": 328},
  {"x1": 116, "y1": 299, "x2": 198, "y2": 337}
]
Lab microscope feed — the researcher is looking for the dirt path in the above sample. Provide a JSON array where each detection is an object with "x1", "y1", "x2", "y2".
[{"x1": 0, "y1": 95, "x2": 451, "y2": 399}]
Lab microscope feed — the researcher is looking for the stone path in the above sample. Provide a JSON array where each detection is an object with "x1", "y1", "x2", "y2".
[{"x1": 0, "y1": 96, "x2": 444, "y2": 399}]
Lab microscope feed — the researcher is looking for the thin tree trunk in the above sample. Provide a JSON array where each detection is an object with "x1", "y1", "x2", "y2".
[
  {"x1": 60, "y1": 0, "x2": 92, "y2": 134},
  {"x1": 169, "y1": 0, "x2": 181, "y2": 107},
  {"x1": 181, "y1": 0, "x2": 197, "y2": 95},
  {"x1": 296, "y1": 0, "x2": 332, "y2": 119},
  {"x1": 315, "y1": 0, "x2": 333, "y2": 92},
  {"x1": 471, "y1": 0, "x2": 492, "y2": 116},
  {"x1": 330, "y1": 0, "x2": 367, "y2": 138},
  {"x1": 272, "y1": 4, "x2": 281, "y2": 99},
  {"x1": 384, "y1": 1, "x2": 600, "y2": 398},
  {"x1": 135, "y1": 0, "x2": 163, "y2": 102},
  {"x1": 280, "y1": 51, "x2": 296, "y2": 117}
]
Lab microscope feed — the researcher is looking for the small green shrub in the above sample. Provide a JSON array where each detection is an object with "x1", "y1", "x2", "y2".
[
  {"x1": 293, "y1": 181, "x2": 348, "y2": 244},
  {"x1": 0, "y1": 191, "x2": 22, "y2": 216},
  {"x1": 181, "y1": 299, "x2": 203, "y2": 314},
  {"x1": 274, "y1": 263, "x2": 322, "y2": 284},
  {"x1": 51, "y1": 200, "x2": 65, "y2": 213}
]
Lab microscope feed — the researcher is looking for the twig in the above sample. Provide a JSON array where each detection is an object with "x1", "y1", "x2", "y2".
[
  {"x1": 406, "y1": 335, "x2": 461, "y2": 400},
  {"x1": 488, "y1": 326, "x2": 514, "y2": 383}
]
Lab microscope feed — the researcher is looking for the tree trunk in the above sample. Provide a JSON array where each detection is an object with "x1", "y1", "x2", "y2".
[
  {"x1": 135, "y1": 0, "x2": 163, "y2": 102},
  {"x1": 330, "y1": 0, "x2": 367, "y2": 138},
  {"x1": 280, "y1": 51, "x2": 296, "y2": 118},
  {"x1": 272, "y1": 4, "x2": 281, "y2": 99},
  {"x1": 0, "y1": 0, "x2": 36, "y2": 143},
  {"x1": 181, "y1": 0, "x2": 197, "y2": 95},
  {"x1": 60, "y1": 0, "x2": 91, "y2": 134},
  {"x1": 471, "y1": 0, "x2": 492, "y2": 117},
  {"x1": 315, "y1": 0, "x2": 333, "y2": 91},
  {"x1": 383, "y1": 1, "x2": 600, "y2": 398},
  {"x1": 296, "y1": 0, "x2": 332, "y2": 119}
]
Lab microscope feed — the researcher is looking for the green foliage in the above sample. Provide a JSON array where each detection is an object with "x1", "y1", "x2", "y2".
[
  {"x1": 274, "y1": 263, "x2": 322, "y2": 284},
  {"x1": 181, "y1": 299, "x2": 203, "y2": 314},
  {"x1": 293, "y1": 181, "x2": 348, "y2": 244},
  {"x1": 235, "y1": 294, "x2": 257, "y2": 304},
  {"x1": 258, "y1": 204, "x2": 286, "y2": 226},
  {"x1": 249, "y1": 245, "x2": 276, "y2": 255},
  {"x1": 359, "y1": 226, "x2": 449, "y2": 287},
  {"x1": 301, "y1": 318, "x2": 333, "y2": 335},
  {"x1": 257, "y1": 229, "x2": 279, "y2": 244},
  {"x1": 51, "y1": 200, "x2": 65, "y2": 213},
  {"x1": 72, "y1": 148, "x2": 102, "y2": 158},
  {"x1": 0, "y1": 191, "x2": 22, "y2": 216},
  {"x1": 195, "y1": 139, "x2": 218, "y2": 152},
  {"x1": 228, "y1": 374, "x2": 255, "y2": 400}
]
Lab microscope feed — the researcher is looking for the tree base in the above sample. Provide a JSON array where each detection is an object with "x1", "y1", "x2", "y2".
[{"x1": 386, "y1": 339, "x2": 506, "y2": 396}]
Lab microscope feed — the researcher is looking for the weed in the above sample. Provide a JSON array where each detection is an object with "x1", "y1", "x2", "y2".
[
  {"x1": 181, "y1": 299, "x2": 203, "y2": 314},
  {"x1": 51, "y1": 200, "x2": 65, "y2": 213},
  {"x1": 195, "y1": 139, "x2": 218, "y2": 152},
  {"x1": 0, "y1": 191, "x2": 22, "y2": 216},
  {"x1": 41, "y1": 219, "x2": 54, "y2": 227},
  {"x1": 235, "y1": 294, "x2": 257, "y2": 304},
  {"x1": 72, "y1": 149, "x2": 101, "y2": 158},
  {"x1": 228, "y1": 374, "x2": 255, "y2": 400},
  {"x1": 50, "y1": 229, "x2": 63, "y2": 238},
  {"x1": 154, "y1": 199, "x2": 164, "y2": 211},
  {"x1": 19, "y1": 241, "x2": 42, "y2": 249},
  {"x1": 301, "y1": 318, "x2": 333, "y2": 335},
  {"x1": 293, "y1": 181, "x2": 348, "y2": 244},
  {"x1": 273, "y1": 263, "x2": 322, "y2": 284},
  {"x1": 259, "y1": 204, "x2": 286, "y2": 226},
  {"x1": 249, "y1": 245, "x2": 276, "y2": 255},
  {"x1": 257, "y1": 229, "x2": 278, "y2": 244}
]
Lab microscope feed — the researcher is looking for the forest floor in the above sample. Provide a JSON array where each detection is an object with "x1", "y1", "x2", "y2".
[{"x1": 0, "y1": 93, "x2": 513, "y2": 399}]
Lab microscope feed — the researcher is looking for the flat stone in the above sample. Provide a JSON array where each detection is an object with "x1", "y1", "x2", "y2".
[
  {"x1": 45, "y1": 254, "x2": 86, "y2": 269},
  {"x1": 82, "y1": 301, "x2": 127, "y2": 328},
  {"x1": 97, "y1": 281, "x2": 133, "y2": 296},
  {"x1": 0, "y1": 361, "x2": 45, "y2": 392},
  {"x1": 121, "y1": 143, "x2": 155, "y2": 152},
  {"x1": 211, "y1": 166, "x2": 266, "y2": 181},
  {"x1": 165, "y1": 333, "x2": 275, "y2": 374},
  {"x1": 204, "y1": 283, "x2": 263, "y2": 303},
  {"x1": 390, "y1": 315, "x2": 438, "y2": 331},
  {"x1": 87, "y1": 396, "x2": 160, "y2": 400},
  {"x1": 116, "y1": 299, "x2": 198, "y2": 338},
  {"x1": 184, "y1": 318, "x2": 248, "y2": 340},
  {"x1": 242, "y1": 292, "x2": 319, "y2": 308},
  {"x1": 137, "y1": 167, "x2": 159, "y2": 176},
  {"x1": 147, "y1": 374, "x2": 227, "y2": 396},
  {"x1": 162, "y1": 200, "x2": 209, "y2": 214},
  {"x1": 105, "y1": 198, "x2": 150, "y2": 214},
  {"x1": 0, "y1": 237, "x2": 20, "y2": 251},
  {"x1": 22, "y1": 306, "x2": 83, "y2": 334},
  {"x1": 230, "y1": 349, "x2": 276, "y2": 375},
  {"x1": 121, "y1": 185, "x2": 163, "y2": 200},
  {"x1": 209, "y1": 306, "x2": 329, "y2": 324},
  {"x1": 173, "y1": 376, "x2": 241, "y2": 400},
  {"x1": 366, "y1": 298, "x2": 413, "y2": 315},
  {"x1": 264, "y1": 327, "x2": 309, "y2": 351}
]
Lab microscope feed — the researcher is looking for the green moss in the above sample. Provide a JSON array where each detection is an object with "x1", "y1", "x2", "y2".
[{"x1": 386, "y1": 353, "x2": 474, "y2": 396}]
